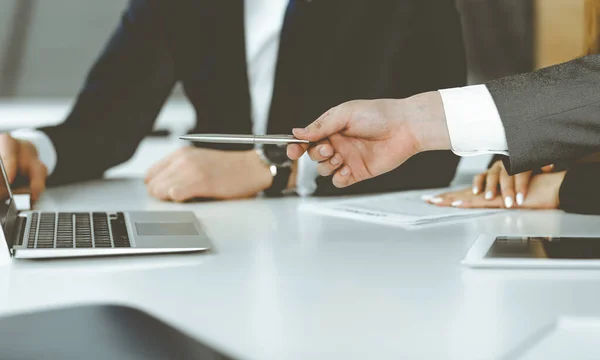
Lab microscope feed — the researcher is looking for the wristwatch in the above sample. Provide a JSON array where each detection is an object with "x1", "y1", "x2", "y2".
[{"x1": 256, "y1": 145, "x2": 292, "y2": 197}]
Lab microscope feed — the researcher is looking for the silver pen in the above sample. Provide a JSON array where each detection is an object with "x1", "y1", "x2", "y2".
[{"x1": 179, "y1": 134, "x2": 311, "y2": 145}]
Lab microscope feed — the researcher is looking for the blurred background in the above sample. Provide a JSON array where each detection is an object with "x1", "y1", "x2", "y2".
[
  {"x1": 0, "y1": 0, "x2": 590, "y2": 176},
  {"x1": 0, "y1": 0, "x2": 129, "y2": 98}
]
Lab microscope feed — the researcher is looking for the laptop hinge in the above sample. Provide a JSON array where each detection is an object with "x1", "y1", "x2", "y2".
[{"x1": 12, "y1": 216, "x2": 27, "y2": 247}]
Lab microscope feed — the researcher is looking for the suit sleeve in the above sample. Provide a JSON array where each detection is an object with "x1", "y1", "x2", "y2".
[
  {"x1": 558, "y1": 163, "x2": 600, "y2": 215},
  {"x1": 314, "y1": 0, "x2": 466, "y2": 196},
  {"x1": 486, "y1": 54, "x2": 600, "y2": 175},
  {"x1": 40, "y1": 0, "x2": 177, "y2": 185}
]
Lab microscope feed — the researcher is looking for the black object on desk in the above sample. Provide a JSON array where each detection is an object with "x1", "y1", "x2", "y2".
[
  {"x1": 0, "y1": 305, "x2": 236, "y2": 360},
  {"x1": 147, "y1": 129, "x2": 171, "y2": 137}
]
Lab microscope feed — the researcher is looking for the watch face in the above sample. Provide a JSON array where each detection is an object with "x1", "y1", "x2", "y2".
[{"x1": 263, "y1": 145, "x2": 291, "y2": 166}]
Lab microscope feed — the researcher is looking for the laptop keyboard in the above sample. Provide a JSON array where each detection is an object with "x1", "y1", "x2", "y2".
[{"x1": 26, "y1": 212, "x2": 131, "y2": 249}]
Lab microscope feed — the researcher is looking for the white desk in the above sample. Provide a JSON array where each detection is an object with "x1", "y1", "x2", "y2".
[{"x1": 1, "y1": 179, "x2": 600, "y2": 359}]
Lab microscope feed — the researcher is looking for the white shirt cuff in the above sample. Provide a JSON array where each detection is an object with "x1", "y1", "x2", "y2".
[
  {"x1": 10, "y1": 129, "x2": 57, "y2": 175},
  {"x1": 438, "y1": 84, "x2": 509, "y2": 157},
  {"x1": 295, "y1": 152, "x2": 318, "y2": 197}
]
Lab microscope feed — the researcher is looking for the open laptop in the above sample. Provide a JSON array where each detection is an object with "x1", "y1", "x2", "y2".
[{"x1": 0, "y1": 159, "x2": 212, "y2": 259}]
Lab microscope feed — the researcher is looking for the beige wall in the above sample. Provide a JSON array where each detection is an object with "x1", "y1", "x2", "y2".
[{"x1": 535, "y1": 0, "x2": 586, "y2": 68}]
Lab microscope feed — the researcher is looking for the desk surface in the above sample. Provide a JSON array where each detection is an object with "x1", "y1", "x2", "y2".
[{"x1": 1, "y1": 179, "x2": 600, "y2": 360}]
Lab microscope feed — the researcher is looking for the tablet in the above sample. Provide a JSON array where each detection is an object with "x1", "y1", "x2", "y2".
[{"x1": 462, "y1": 235, "x2": 600, "y2": 268}]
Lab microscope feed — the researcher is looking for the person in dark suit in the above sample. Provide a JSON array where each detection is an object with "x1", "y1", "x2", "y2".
[
  {"x1": 287, "y1": 54, "x2": 600, "y2": 194},
  {"x1": 0, "y1": 0, "x2": 466, "y2": 202},
  {"x1": 427, "y1": 0, "x2": 600, "y2": 214}
]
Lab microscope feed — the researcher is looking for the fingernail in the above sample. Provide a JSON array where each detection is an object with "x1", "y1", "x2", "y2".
[
  {"x1": 485, "y1": 191, "x2": 493, "y2": 200},
  {"x1": 451, "y1": 200, "x2": 463, "y2": 207},
  {"x1": 340, "y1": 167, "x2": 349, "y2": 176},
  {"x1": 330, "y1": 156, "x2": 341, "y2": 166},
  {"x1": 472, "y1": 187, "x2": 479, "y2": 195},
  {"x1": 430, "y1": 197, "x2": 443, "y2": 204},
  {"x1": 504, "y1": 196, "x2": 514, "y2": 209},
  {"x1": 516, "y1": 193, "x2": 524, "y2": 206},
  {"x1": 293, "y1": 128, "x2": 307, "y2": 134},
  {"x1": 421, "y1": 194, "x2": 434, "y2": 201},
  {"x1": 319, "y1": 146, "x2": 332, "y2": 157}
]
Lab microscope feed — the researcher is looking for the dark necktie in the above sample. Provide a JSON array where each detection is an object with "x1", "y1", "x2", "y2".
[{"x1": 266, "y1": 0, "x2": 315, "y2": 135}]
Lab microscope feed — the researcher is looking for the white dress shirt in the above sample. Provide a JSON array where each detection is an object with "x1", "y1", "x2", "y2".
[
  {"x1": 438, "y1": 85, "x2": 509, "y2": 156},
  {"x1": 12, "y1": 0, "x2": 320, "y2": 196}
]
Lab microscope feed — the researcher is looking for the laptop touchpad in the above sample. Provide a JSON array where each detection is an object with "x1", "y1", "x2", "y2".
[{"x1": 135, "y1": 222, "x2": 199, "y2": 236}]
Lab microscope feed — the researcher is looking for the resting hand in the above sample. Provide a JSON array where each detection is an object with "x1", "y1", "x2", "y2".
[
  {"x1": 426, "y1": 169, "x2": 565, "y2": 210},
  {"x1": 145, "y1": 147, "x2": 273, "y2": 202},
  {"x1": 287, "y1": 92, "x2": 451, "y2": 188},
  {"x1": 0, "y1": 133, "x2": 47, "y2": 201},
  {"x1": 469, "y1": 160, "x2": 554, "y2": 208}
]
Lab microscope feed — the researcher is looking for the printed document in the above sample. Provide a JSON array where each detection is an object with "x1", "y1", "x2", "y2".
[{"x1": 299, "y1": 190, "x2": 499, "y2": 228}]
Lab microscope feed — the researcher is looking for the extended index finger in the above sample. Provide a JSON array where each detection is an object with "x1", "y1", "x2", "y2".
[{"x1": 292, "y1": 104, "x2": 350, "y2": 142}]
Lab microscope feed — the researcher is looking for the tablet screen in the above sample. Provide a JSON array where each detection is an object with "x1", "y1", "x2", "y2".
[{"x1": 486, "y1": 236, "x2": 600, "y2": 259}]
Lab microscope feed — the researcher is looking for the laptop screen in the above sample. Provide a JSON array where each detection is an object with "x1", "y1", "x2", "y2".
[{"x1": 0, "y1": 158, "x2": 14, "y2": 231}]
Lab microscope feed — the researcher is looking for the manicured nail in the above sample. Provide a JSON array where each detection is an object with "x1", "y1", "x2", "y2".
[
  {"x1": 451, "y1": 200, "x2": 463, "y2": 207},
  {"x1": 421, "y1": 194, "x2": 434, "y2": 201},
  {"x1": 516, "y1": 193, "x2": 524, "y2": 206},
  {"x1": 430, "y1": 197, "x2": 443, "y2": 204},
  {"x1": 472, "y1": 187, "x2": 479, "y2": 195},
  {"x1": 340, "y1": 167, "x2": 349, "y2": 176},
  {"x1": 504, "y1": 196, "x2": 514, "y2": 209},
  {"x1": 319, "y1": 146, "x2": 332, "y2": 157},
  {"x1": 330, "y1": 156, "x2": 341, "y2": 166},
  {"x1": 485, "y1": 191, "x2": 493, "y2": 200},
  {"x1": 292, "y1": 128, "x2": 307, "y2": 134}
]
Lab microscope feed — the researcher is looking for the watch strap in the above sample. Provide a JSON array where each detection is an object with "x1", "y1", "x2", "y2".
[{"x1": 264, "y1": 166, "x2": 291, "y2": 197}]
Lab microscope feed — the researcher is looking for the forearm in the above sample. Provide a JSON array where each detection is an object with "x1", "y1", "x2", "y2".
[
  {"x1": 407, "y1": 92, "x2": 452, "y2": 153},
  {"x1": 40, "y1": 0, "x2": 176, "y2": 184},
  {"x1": 487, "y1": 54, "x2": 600, "y2": 174},
  {"x1": 39, "y1": 125, "x2": 147, "y2": 185},
  {"x1": 407, "y1": 90, "x2": 507, "y2": 157}
]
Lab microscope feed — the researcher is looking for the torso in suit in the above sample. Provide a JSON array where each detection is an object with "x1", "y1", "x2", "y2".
[{"x1": 40, "y1": 0, "x2": 466, "y2": 195}]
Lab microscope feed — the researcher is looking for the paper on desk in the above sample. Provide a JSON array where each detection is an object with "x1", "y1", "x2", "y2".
[
  {"x1": 299, "y1": 190, "x2": 499, "y2": 228},
  {"x1": 12, "y1": 194, "x2": 31, "y2": 211}
]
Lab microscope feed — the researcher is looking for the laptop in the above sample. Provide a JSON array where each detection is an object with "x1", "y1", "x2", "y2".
[{"x1": 0, "y1": 159, "x2": 212, "y2": 259}]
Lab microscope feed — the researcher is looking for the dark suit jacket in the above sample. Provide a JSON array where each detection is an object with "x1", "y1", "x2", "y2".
[
  {"x1": 486, "y1": 155, "x2": 598, "y2": 214},
  {"x1": 40, "y1": 0, "x2": 466, "y2": 196},
  {"x1": 486, "y1": 54, "x2": 600, "y2": 175},
  {"x1": 559, "y1": 163, "x2": 600, "y2": 214}
]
